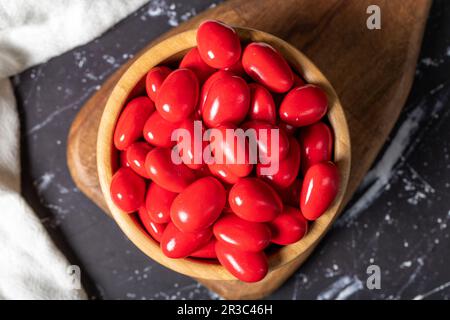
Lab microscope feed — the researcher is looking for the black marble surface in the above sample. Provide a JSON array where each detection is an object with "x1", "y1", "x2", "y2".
[{"x1": 13, "y1": 0, "x2": 450, "y2": 300}]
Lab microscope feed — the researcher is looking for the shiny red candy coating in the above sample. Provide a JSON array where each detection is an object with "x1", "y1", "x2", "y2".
[
  {"x1": 145, "y1": 148, "x2": 196, "y2": 193},
  {"x1": 180, "y1": 47, "x2": 216, "y2": 83},
  {"x1": 215, "y1": 241, "x2": 268, "y2": 282},
  {"x1": 300, "y1": 162, "x2": 340, "y2": 221},
  {"x1": 160, "y1": 222, "x2": 212, "y2": 258},
  {"x1": 197, "y1": 20, "x2": 241, "y2": 69},
  {"x1": 155, "y1": 68, "x2": 199, "y2": 123},
  {"x1": 170, "y1": 177, "x2": 226, "y2": 232},
  {"x1": 279, "y1": 85, "x2": 328, "y2": 127},
  {"x1": 268, "y1": 206, "x2": 308, "y2": 245},
  {"x1": 257, "y1": 136, "x2": 300, "y2": 189},
  {"x1": 145, "y1": 183, "x2": 177, "y2": 224},
  {"x1": 242, "y1": 42, "x2": 294, "y2": 93},
  {"x1": 247, "y1": 83, "x2": 277, "y2": 124},
  {"x1": 110, "y1": 167, "x2": 146, "y2": 213},
  {"x1": 114, "y1": 97, "x2": 154, "y2": 150},
  {"x1": 126, "y1": 141, "x2": 153, "y2": 178},
  {"x1": 138, "y1": 206, "x2": 167, "y2": 242},
  {"x1": 190, "y1": 238, "x2": 217, "y2": 259},
  {"x1": 213, "y1": 213, "x2": 271, "y2": 252},
  {"x1": 146, "y1": 66, "x2": 171, "y2": 101},
  {"x1": 228, "y1": 178, "x2": 283, "y2": 222},
  {"x1": 298, "y1": 122, "x2": 333, "y2": 174},
  {"x1": 202, "y1": 74, "x2": 250, "y2": 127}
]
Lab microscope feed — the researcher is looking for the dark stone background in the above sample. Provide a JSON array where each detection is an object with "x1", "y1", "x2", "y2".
[{"x1": 13, "y1": 0, "x2": 450, "y2": 299}]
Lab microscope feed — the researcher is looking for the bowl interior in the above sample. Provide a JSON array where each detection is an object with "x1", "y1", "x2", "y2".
[{"x1": 97, "y1": 27, "x2": 351, "y2": 281}]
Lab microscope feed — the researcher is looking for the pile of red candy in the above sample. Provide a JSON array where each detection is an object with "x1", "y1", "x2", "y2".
[{"x1": 110, "y1": 20, "x2": 340, "y2": 282}]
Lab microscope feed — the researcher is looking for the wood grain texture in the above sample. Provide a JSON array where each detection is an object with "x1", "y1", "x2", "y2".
[{"x1": 67, "y1": 0, "x2": 431, "y2": 299}]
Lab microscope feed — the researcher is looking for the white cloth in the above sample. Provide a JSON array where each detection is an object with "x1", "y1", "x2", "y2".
[{"x1": 0, "y1": 0, "x2": 147, "y2": 299}]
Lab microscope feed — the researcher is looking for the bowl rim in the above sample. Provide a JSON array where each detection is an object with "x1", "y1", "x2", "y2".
[{"x1": 97, "y1": 26, "x2": 351, "y2": 281}]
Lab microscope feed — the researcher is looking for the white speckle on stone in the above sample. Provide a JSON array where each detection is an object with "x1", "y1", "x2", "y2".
[
  {"x1": 385, "y1": 214, "x2": 393, "y2": 224},
  {"x1": 34, "y1": 172, "x2": 55, "y2": 194},
  {"x1": 421, "y1": 57, "x2": 440, "y2": 67},
  {"x1": 317, "y1": 276, "x2": 363, "y2": 300},
  {"x1": 144, "y1": 0, "x2": 206, "y2": 27},
  {"x1": 126, "y1": 293, "x2": 137, "y2": 299},
  {"x1": 407, "y1": 191, "x2": 426, "y2": 205},
  {"x1": 400, "y1": 260, "x2": 412, "y2": 269},
  {"x1": 102, "y1": 54, "x2": 116, "y2": 65}
]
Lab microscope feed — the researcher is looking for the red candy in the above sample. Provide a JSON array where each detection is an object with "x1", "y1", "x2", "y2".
[
  {"x1": 300, "y1": 162, "x2": 340, "y2": 221},
  {"x1": 145, "y1": 183, "x2": 177, "y2": 224},
  {"x1": 298, "y1": 122, "x2": 333, "y2": 174},
  {"x1": 146, "y1": 66, "x2": 171, "y2": 101},
  {"x1": 224, "y1": 59, "x2": 246, "y2": 77},
  {"x1": 279, "y1": 85, "x2": 328, "y2": 127},
  {"x1": 138, "y1": 206, "x2": 167, "y2": 242},
  {"x1": 180, "y1": 47, "x2": 216, "y2": 83},
  {"x1": 202, "y1": 74, "x2": 250, "y2": 127},
  {"x1": 190, "y1": 238, "x2": 217, "y2": 259},
  {"x1": 213, "y1": 213, "x2": 271, "y2": 252},
  {"x1": 293, "y1": 73, "x2": 305, "y2": 87},
  {"x1": 171, "y1": 177, "x2": 226, "y2": 232},
  {"x1": 215, "y1": 241, "x2": 268, "y2": 282},
  {"x1": 207, "y1": 162, "x2": 240, "y2": 185},
  {"x1": 229, "y1": 178, "x2": 283, "y2": 222},
  {"x1": 110, "y1": 20, "x2": 341, "y2": 283},
  {"x1": 143, "y1": 111, "x2": 178, "y2": 148},
  {"x1": 257, "y1": 136, "x2": 300, "y2": 189},
  {"x1": 247, "y1": 83, "x2": 277, "y2": 124},
  {"x1": 209, "y1": 124, "x2": 253, "y2": 178},
  {"x1": 241, "y1": 120, "x2": 290, "y2": 163},
  {"x1": 126, "y1": 141, "x2": 153, "y2": 178},
  {"x1": 277, "y1": 120, "x2": 297, "y2": 136},
  {"x1": 278, "y1": 178, "x2": 302, "y2": 207},
  {"x1": 120, "y1": 151, "x2": 130, "y2": 168},
  {"x1": 200, "y1": 70, "x2": 232, "y2": 114},
  {"x1": 145, "y1": 148, "x2": 196, "y2": 193},
  {"x1": 156, "y1": 68, "x2": 199, "y2": 123},
  {"x1": 242, "y1": 42, "x2": 294, "y2": 93},
  {"x1": 197, "y1": 20, "x2": 241, "y2": 69},
  {"x1": 161, "y1": 222, "x2": 212, "y2": 258},
  {"x1": 173, "y1": 118, "x2": 206, "y2": 170},
  {"x1": 114, "y1": 97, "x2": 154, "y2": 150},
  {"x1": 268, "y1": 206, "x2": 308, "y2": 245},
  {"x1": 110, "y1": 167, "x2": 146, "y2": 213}
]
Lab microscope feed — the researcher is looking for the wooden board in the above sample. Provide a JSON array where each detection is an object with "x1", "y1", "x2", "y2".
[{"x1": 67, "y1": 0, "x2": 431, "y2": 299}]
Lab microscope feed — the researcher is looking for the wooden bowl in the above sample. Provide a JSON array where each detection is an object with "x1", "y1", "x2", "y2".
[{"x1": 97, "y1": 27, "x2": 351, "y2": 281}]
